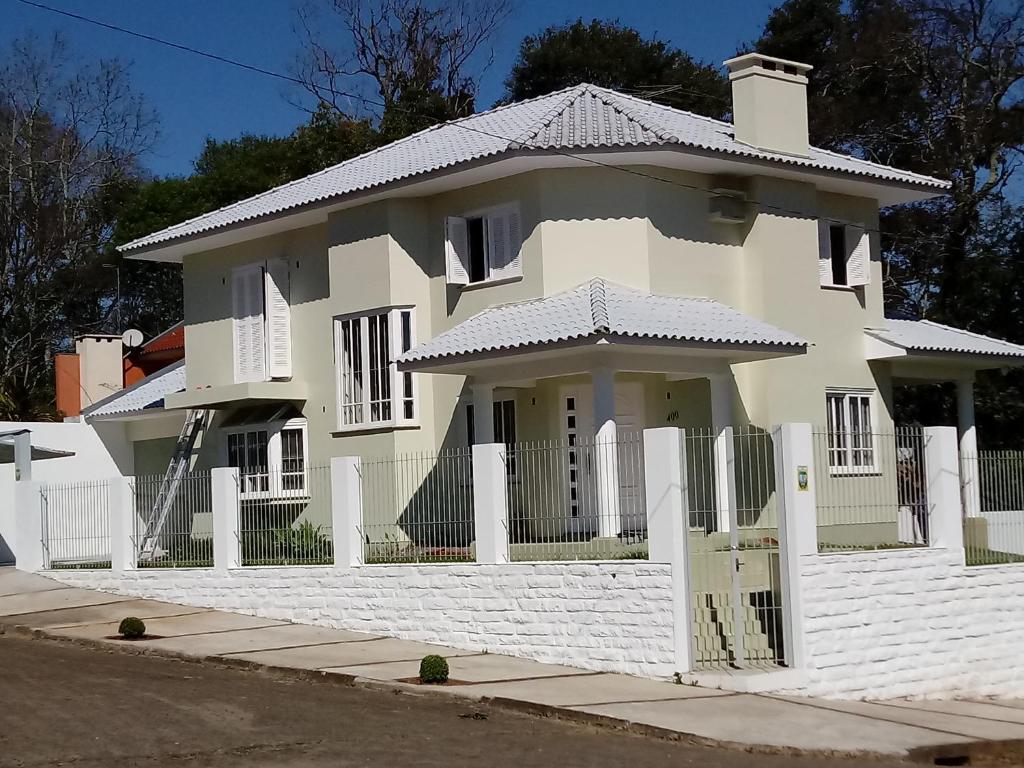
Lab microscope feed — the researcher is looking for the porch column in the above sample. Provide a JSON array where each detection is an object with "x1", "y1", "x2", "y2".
[
  {"x1": 710, "y1": 374, "x2": 734, "y2": 534},
  {"x1": 957, "y1": 375, "x2": 981, "y2": 517},
  {"x1": 592, "y1": 367, "x2": 621, "y2": 538},
  {"x1": 472, "y1": 384, "x2": 495, "y2": 444}
]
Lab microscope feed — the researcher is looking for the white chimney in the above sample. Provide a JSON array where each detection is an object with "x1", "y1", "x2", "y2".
[
  {"x1": 724, "y1": 53, "x2": 813, "y2": 157},
  {"x1": 75, "y1": 334, "x2": 123, "y2": 408}
]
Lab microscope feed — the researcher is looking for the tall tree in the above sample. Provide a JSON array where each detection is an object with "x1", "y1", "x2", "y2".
[
  {"x1": 294, "y1": 0, "x2": 512, "y2": 133},
  {"x1": 0, "y1": 34, "x2": 155, "y2": 419},
  {"x1": 504, "y1": 19, "x2": 730, "y2": 118}
]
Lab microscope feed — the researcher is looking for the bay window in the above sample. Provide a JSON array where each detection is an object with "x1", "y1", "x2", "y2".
[
  {"x1": 335, "y1": 307, "x2": 417, "y2": 430},
  {"x1": 223, "y1": 405, "x2": 308, "y2": 498}
]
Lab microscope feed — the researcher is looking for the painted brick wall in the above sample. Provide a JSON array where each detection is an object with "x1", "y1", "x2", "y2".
[
  {"x1": 51, "y1": 562, "x2": 676, "y2": 679},
  {"x1": 785, "y1": 548, "x2": 1024, "y2": 699}
]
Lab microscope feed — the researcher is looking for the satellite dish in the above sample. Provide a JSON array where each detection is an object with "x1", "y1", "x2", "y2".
[{"x1": 121, "y1": 328, "x2": 144, "y2": 348}]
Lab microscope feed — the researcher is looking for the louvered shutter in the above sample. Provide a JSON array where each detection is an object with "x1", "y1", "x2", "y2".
[
  {"x1": 818, "y1": 220, "x2": 833, "y2": 286},
  {"x1": 846, "y1": 225, "x2": 870, "y2": 286},
  {"x1": 232, "y1": 265, "x2": 266, "y2": 383},
  {"x1": 487, "y1": 213, "x2": 507, "y2": 277},
  {"x1": 264, "y1": 257, "x2": 292, "y2": 378},
  {"x1": 489, "y1": 209, "x2": 523, "y2": 281},
  {"x1": 445, "y1": 216, "x2": 469, "y2": 285}
]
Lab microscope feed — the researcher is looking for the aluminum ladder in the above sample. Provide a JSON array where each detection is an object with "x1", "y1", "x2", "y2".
[{"x1": 137, "y1": 409, "x2": 212, "y2": 560}]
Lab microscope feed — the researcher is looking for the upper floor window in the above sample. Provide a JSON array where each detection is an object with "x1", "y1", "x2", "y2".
[
  {"x1": 825, "y1": 389, "x2": 876, "y2": 474},
  {"x1": 445, "y1": 205, "x2": 523, "y2": 286},
  {"x1": 334, "y1": 307, "x2": 416, "y2": 431},
  {"x1": 223, "y1": 405, "x2": 307, "y2": 498},
  {"x1": 818, "y1": 220, "x2": 869, "y2": 289},
  {"x1": 232, "y1": 259, "x2": 291, "y2": 383}
]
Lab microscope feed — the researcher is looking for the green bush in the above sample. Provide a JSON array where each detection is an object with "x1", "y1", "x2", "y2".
[
  {"x1": 419, "y1": 654, "x2": 449, "y2": 683},
  {"x1": 118, "y1": 617, "x2": 146, "y2": 638}
]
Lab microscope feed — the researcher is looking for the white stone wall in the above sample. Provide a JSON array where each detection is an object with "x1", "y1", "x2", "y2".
[
  {"x1": 50, "y1": 562, "x2": 676, "y2": 679},
  {"x1": 786, "y1": 547, "x2": 1024, "y2": 699}
]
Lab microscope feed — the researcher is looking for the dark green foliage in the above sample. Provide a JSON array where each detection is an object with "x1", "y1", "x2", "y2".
[
  {"x1": 503, "y1": 19, "x2": 729, "y2": 119},
  {"x1": 419, "y1": 654, "x2": 449, "y2": 683},
  {"x1": 118, "y1": 617, "x2": 146, "y2": 638},
  {"x1": 241, "y1": 521, "x2": 334, "y2": 566}
]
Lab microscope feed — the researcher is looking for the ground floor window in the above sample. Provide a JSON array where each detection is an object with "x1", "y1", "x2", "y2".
[
  {"x1": 466, "y1": 398, "x2": 517, "y2": 477},
  {"x1": 826, "y1": 389, "x2": 876, "y2": 473},
  {"x1": 223, "y1": 405, "x2": 308, "y2": 497}
]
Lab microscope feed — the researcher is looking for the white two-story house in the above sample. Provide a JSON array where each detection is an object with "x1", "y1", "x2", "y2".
[{"x1": 84, "y1": 53, "x2": 1024, "y2": 550}]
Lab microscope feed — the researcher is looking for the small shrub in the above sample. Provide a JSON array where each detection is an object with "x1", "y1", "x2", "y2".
[
  {"x1": 419, "y1": 654, "x2": 449, "y2": 683},
  {"x1": 118, "y1": 617, "x2": 146, "y2": 639}
]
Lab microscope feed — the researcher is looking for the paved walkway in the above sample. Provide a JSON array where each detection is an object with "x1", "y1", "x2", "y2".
[{"x1": 3, "y1": 568, "x2": 1023, "y2": 761}]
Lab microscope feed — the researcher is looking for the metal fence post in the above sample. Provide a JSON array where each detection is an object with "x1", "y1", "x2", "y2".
[
  {"x1": 773, "y1": 423, "x2": 816, "y2": 670},
  {"x1": 472, "y1": 443, "x2": 509, "y2": 564},
  {"x1": 212, "y1": 467, "x2": 240, "y2": 571},
  {"x1": 923, "y1": 426, "x2": 964, "y2": 552},
  {"x1": 643, "y1": 428, "x2": 692, "y2": 674},
  {"x1": 109, "y1": 476, "x2": 136, "y2": 573},
  {"x1": 14, "y1": 480, "x2": 45, "y2": 572},
  {"x1": 331, "y1": 456, "x2": 364, "y2": 567}
]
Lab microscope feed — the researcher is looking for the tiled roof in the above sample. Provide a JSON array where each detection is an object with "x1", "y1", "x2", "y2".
[
  {"x1": 866, "y1": 319, "x2": 1024, "y2": 359},
  {"x1": 83, "y1": 360, "x2": 185, "y2": 418},
  {"x1": 400, "y1": 278, "x2": 806, "y2": 364},
  {"x1": 121, "y1": 85, "x2": 949, "y2": 254},
  {"x1": 138, "y1": 322, "x2": 184, "y2": 356}
]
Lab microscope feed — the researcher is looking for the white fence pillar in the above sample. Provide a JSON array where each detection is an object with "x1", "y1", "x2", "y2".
[
  {"x1": 773, "y1": 423, "x2": 816, "y2": 670},
  {"x1": 643, "y1": 427, "x2": 692, "y2": 674},
  {"x1": 923, "y1": 426, "x2": 964, "y2": 551},
  {"x1": 109, "y1": 476, "x2": 136, "y2": 573},
  {"x1": 331, "y1": 456, "x2": 364, "y2": 567},
  {"x1": 472, "y1": 443, "x2": 509, "y2": 564},
  {"x1": 14, "y1": 481, "x2": 44, "y2": 572},
  {"x1": 212, "y1": 467, "x2": 240, "y2": 571}
]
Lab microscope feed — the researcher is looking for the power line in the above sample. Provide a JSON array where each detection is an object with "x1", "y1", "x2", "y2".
[{"x1": 16, "y1": 0, "x2": 944, "y2": 243}]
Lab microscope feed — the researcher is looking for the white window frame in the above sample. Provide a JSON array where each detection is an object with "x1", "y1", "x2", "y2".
[
  {"x1": 825, "y1": 388, "x2": 878, "y2": 475},
  {"x1": 818, "y1": 219, "x2": 869, "y2": 289},
  {"x1": 445, "y1": 203, "x2": 523, "y2": 287},
  {"x1": 465, "y1": 397, "x2": 517, "y2": 479},
  {"x1": 333, "y1": 306, "x2": 418, "y2": 432},
  {"x1": 224, "y1": 417, "x2": 309, "y2": 500}
]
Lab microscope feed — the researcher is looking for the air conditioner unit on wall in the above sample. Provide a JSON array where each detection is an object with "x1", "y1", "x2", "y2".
[{"x1": 708, "y1": 189, "x2": 747, "y2": 224}]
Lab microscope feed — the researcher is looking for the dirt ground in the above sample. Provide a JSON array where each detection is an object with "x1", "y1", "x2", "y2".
[{"x1": 0, "y1": 632, "x2": 906, "y2": 768}]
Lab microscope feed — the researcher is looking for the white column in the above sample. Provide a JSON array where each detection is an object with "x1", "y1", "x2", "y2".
[
  {"x1": 592, "y1": 366, "x2": 621, "y2": 538},
  {"x1": 212, "y1": 467, "x2": 240, "y2": 571},
  {"x1": 13, "y1": 431, "x2": 31, "y2": 482},
  {"x1": 956, "y1": 376, "x2": 981, "y2": 518},
  {"x1": 331, "y1": 456, "x2": 364, "y2": 567},
  {"x1": 472, "y1": 443, "x2": 509, "y2": 563},
  {"x1": 923, "y1": 426, "x2": 965, "y2": 551},
  {"x1": 772, "y1": 423, "x2": 816, "y2": 670},
  {"x1": 14, "y1": 480, "x2": 44, "y2": 572},
  {"x1": 109, "y1": 476, "x2": 136, "y2": 573},
  {"x1": 710, "y1": 374, "x2": 734, "y2": 534},
  {"x1": 472, "y1": 384, "x2": 495, "y2": 444},
  {"x1": 643, "y1": 428, "x2": 692, "y2": 674}
]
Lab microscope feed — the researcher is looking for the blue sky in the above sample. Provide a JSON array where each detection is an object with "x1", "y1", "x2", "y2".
[{"x1": 5, "y1": 0, "x2": 784, "y2": 177}]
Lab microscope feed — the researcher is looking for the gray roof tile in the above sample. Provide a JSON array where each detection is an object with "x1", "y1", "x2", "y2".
[
  {"x1": 867, "y1": 319, "x2": 1024, "y2": 359},
  {"x1": 83, "y1": 360, "x2": 185, "y2": 418},
  {"x1": 122, "y1": 85, "x2": 949, "y2": 254},
  {"x1": 400, "y1": 278, "x2": 806, "y2": 364}
]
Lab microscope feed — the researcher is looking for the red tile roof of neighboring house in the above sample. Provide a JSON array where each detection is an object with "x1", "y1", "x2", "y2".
[{"x1": 137, "y1": 322, "x2": 184, "y2": 357}]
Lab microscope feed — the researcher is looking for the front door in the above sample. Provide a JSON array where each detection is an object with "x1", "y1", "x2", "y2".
[{"x1": 558, "y1": 382, "x2": 645, "y2": 535}]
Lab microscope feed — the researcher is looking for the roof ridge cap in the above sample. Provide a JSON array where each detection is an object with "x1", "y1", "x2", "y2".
[
  {"x1": 512, "y1": 84, "x2": 591, "y2": 146},
  {"x1": 589, "y1": 277, "x2": 611, "y2": 332},
  {"x1": 592, "y1": 88, "x2": 679, "y2": 143}
]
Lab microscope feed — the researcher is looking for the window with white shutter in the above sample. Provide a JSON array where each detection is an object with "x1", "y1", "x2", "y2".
[
  {"x1": 334, "y1": 307, "x2": 417, "y2": 431},
  {"x1": 444, "y1": 205, "x2": 523, "y2": 286},
  {"x1": 232, "y1": 264, "x2": 266, "y2": 383},
  {"x1": 232, "y1": 260, "x2": 292, "y2": 384},
  {"x1": 264, "y1": 257, "x2": 292, "y2": 378},
  {"x1": 818, "y1": 219, "x2": 871, "y2": 289}
]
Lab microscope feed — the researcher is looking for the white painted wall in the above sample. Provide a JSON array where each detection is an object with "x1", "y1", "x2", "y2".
[
  {"x1": 49, "y1": 562, "x2": 675, "y2": 679},
  {"x1": 0, "y1": 421, "x2": 130, "y2": 565},
  {"x1": 783, "y1": 548, "x2": 1024, "y2": 699}
]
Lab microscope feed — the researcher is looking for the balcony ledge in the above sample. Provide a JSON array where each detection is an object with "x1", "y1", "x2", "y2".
[{"x1": 165, "y1": 380, "x2": 308, "y2": 410}]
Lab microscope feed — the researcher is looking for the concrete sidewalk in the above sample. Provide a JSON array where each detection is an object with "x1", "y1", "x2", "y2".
[{"x1": 2, "y1": 568, "x2": 1022, "y2": 761}]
